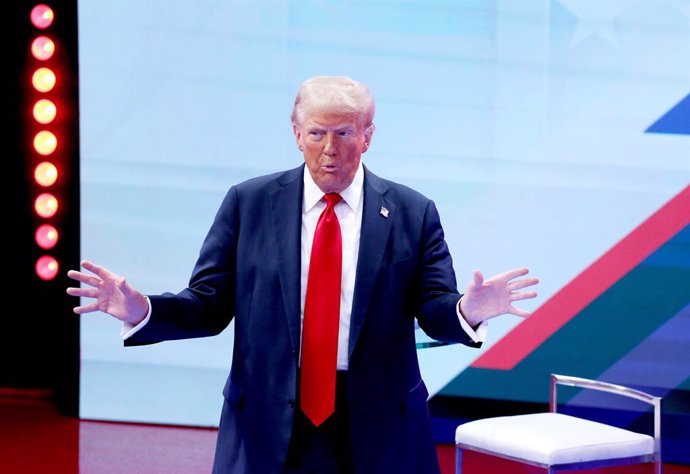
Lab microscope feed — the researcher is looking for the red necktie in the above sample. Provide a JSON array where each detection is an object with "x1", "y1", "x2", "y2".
[{"x1": 300, "y1": 193, "x2": 343, "y2": 427}]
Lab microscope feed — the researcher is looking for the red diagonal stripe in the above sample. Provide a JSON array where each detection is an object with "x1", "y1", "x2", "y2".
[{"x1": 472, "y1": 185, "x2": 690, "y2": 370}]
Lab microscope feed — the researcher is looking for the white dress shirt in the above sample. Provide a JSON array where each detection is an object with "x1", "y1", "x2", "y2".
[{"x1": 300, "y1": 162, "x2": 364, "y2": 370}]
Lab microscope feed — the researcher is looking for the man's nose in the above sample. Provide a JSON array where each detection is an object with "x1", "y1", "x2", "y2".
[{"x1": 323, "y1": 133, "x2": 338, "y2": 155}]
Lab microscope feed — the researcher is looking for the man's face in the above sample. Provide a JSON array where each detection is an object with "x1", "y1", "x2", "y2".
[{"x1": 294, "y1": 108, "x2": 372, "y2": 194}]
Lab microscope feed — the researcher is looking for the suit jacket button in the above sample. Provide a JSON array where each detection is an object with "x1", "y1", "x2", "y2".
[{"x1": 287, "y1": 400, "x2": 295, "y2": 408}]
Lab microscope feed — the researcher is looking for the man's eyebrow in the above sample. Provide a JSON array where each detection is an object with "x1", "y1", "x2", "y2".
[{"x1": 308, "y1": 123, "x2": 356, "y2": 131}]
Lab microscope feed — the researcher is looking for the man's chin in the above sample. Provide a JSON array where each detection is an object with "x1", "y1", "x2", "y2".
[{"x1": 315, "y1": 176, "x2": 348, "y2": 194}]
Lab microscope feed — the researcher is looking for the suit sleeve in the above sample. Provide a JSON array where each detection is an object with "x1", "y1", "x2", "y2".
[
  {"x1": 125, "y1": 187, "x2": 239, "y2": 346},
  {"x1": 415, "y1": 199, "x2": 482, "y2": 348}
]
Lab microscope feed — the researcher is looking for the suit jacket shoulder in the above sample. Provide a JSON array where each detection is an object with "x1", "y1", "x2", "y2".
[
  {"x1": 363, "y1": 165, "x2": 431, "y2": 205},
  {"x1": 230, "y1": 164, "x2": 303, "y2": 196}
]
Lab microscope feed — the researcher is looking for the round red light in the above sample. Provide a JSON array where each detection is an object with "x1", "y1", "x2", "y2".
[
  {"x1": 35, "y1": 192, "x2": 58, "y2": 218},
  {"x1": 35, "y1": 162, "x2": 58, "y2": 187},
  {"x1": 36, "y1": 255, "x2": 59, "y2": 280},
  {"x1": 33, "y1": 99, "x2": 57, "y2": 124},
  {"x1": 34, "y1": 130, "x2": 58, "y2": 156},
  {"x1": 31, "y1": 36, "x2": 55, "y2": 60},
  {"x1": 32, "y1": 67, "x2": 56, "y2": 93},
  {"x1": 31, "y1": 5, "x2": 55, "y2": 30},
  {"x1": 36, "y1": 224, "x2": 59, "y2": 250}
]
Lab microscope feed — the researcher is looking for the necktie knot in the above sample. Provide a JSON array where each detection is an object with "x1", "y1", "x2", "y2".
[{"x1": 323, "y1": 193, "x2": 342, "y2": 209}]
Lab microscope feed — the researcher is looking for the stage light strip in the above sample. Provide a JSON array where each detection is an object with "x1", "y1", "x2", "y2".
[{"x1": 28, "y1": 3, "x2": 60, "y2": 281}]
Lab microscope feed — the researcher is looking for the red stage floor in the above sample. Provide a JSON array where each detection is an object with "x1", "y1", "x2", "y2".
[{"x1": 1, "y1": 393, "x2": 687, "y2": 474}]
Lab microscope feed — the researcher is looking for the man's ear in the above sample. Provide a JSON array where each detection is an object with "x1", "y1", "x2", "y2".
[
  {"x1": 361, "y1": 123, "x2": 375, "y2": 153},
  {"x1": 293, "y1": 123, "x2": 304, "y2": 151}
]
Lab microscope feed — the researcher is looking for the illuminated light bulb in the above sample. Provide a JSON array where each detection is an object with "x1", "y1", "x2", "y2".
[
  {"x1": 34, "y1": 130, "x2": 57, "y2": 155},
  {"x1": 31, "y1": 36, "x2": 55, "y2": 60},
  {"x1": 36, "y1": 255, "x2": 59, "y2": 280},
  {"x1": 35, "y1": 192, "x2": 58, "y2": 218},
  {"x1": 36, "y1": 224, "x2": 59, "y2": 250},
  {"x1": 33, "y1": 99, "x2": 57, "y2": 124},
  {"x1": 32, "y1": 67, "x2": 56, "y2": 93},
  {"x1": 35, "y1": 162, "x2": 58, "y2": 186},
  {"x1": 31, "y1": 4, "x2": 55, "y2": 29}
]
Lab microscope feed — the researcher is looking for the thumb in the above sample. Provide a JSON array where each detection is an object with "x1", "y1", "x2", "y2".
[{"x1": 472, "y1": 269, "x2": 484, "y2": 288}]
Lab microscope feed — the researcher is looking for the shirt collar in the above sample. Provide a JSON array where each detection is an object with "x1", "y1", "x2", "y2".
[{"x1": 303, "y1": 161, "x2": 364, "y2": 214}]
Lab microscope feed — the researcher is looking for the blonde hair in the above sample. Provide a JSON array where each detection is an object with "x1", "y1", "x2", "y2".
[{"x1": 291, "y1": 76, "x2": 375, "y2": 128}]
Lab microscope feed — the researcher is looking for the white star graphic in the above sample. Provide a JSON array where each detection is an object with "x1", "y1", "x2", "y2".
[
  {"x1": 557, "y1": 0, "x2": 635, "y2": 47},
  {"x1": 673, "y1": 0, "x2": 690, "y2": 18}
]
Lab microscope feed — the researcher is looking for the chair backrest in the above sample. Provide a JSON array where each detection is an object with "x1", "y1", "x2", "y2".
[{"x1": 549, "y1": 373, "x2": 662, "y2": 473}]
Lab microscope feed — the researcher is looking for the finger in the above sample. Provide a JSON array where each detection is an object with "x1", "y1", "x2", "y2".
[
  {"x1": 81, "y1": 260, "x2": 115, "y2": 281},
  {"x1": 509, "y1": 306, "x2": 531, "y2": 318},
  {"x1": 73, "y1": 301, "x2": 101, "y2": 315},
  {"x1": 502, "y1": 267, "x2": 529, "y2": 281},
  {"x1": 66, "y1": 270, "x2": 101, "y2": 288},
  {"x1": 508, "y1": 277, "x2": 540, "y2": 290},
  {"x1": 66, "y1": 287, "x2": 99, "y2": 298},
  {"x1": 510, "y1": 290, "x2": 538, "y2": 301},
  {"x1": 486, "y1": 267, "x2": 529, "y2": 284},
  {"x1": 66, "y1": 269, "x2": 87, "y2": 282}
]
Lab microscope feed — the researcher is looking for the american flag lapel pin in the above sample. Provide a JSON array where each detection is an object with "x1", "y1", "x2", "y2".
[{"x1": 379, "y1": 206, "x2": 389, "y2": 218}]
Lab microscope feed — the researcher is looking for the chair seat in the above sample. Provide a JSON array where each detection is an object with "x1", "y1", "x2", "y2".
[{"x1": 455, "y1": 412, "x2": 654, "y2": 466}]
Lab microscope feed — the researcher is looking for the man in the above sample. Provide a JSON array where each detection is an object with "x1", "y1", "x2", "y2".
[{"x1": 67, "y1": 75, "x2": 538, "y2": 473}]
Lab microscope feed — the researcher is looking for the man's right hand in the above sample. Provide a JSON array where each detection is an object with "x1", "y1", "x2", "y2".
[{"x1": 66, "y1": 260, "x2": 148, "y2": 326}]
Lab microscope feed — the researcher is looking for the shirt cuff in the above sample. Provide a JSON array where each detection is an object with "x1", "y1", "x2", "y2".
[
  {"x1": 121, "y1": 296, "x2": 152, "y2": 340},
  {"x1": 456, "y1": 299, "x2": 488, "y2": 343}
]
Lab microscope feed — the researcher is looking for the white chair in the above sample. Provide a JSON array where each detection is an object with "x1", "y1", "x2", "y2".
[{"x1": 455, "y1": 373, "x2": 662, "y2": 473}]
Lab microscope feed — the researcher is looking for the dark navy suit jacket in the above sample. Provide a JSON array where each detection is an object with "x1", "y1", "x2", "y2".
[{"x1": 125, "y1": 164, "x2": 481, "y2": 473}]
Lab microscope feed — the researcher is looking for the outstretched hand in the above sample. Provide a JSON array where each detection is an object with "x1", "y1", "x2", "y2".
[
  {"x1": 459, "y1": 267, "x2": 539, "y2": 327},
  {"x1": 65, "y1": 260, "x2": 148, "y2": 326}
]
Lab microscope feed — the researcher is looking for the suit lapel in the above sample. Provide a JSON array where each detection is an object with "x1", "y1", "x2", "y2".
[
  {"x1": 269, "y1": 166, "x2": 304, "y2": 362},
  {"x1": 348, "y1": 167, "x2": 394, "y2": 359}
]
